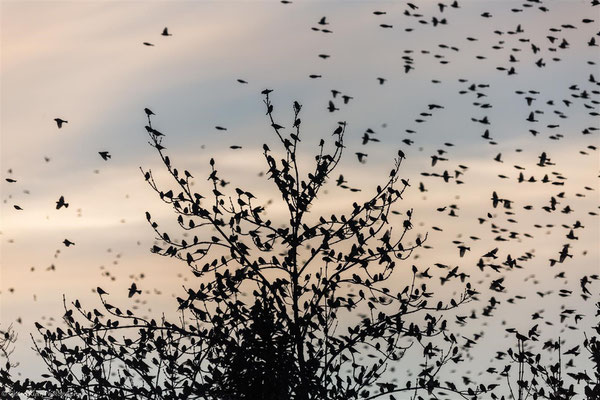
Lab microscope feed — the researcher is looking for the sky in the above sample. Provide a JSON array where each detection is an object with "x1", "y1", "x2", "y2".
[{"x1": 1, "y1": 0, "x2": 599, "y2": 392}]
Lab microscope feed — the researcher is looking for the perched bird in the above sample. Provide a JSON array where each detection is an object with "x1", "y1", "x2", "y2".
[{"x1": 97, "y1": 286, "x2": 108, "y2": 296}]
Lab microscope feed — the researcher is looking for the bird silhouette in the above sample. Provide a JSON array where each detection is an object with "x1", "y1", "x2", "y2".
[
  {"x1": 128, "y1": 282, "x2": 141, "y2": 298},
  {"x1": 96, "y1": 286, "x2": 108, "y2": 295},
  {"x1": 56, "y1": 196, "x2": 69, "y2": 210},
  {"x1": 54, "y1": 118, "x2": 68, "y2": 128},
  {"x1": 327, "y1": 101, "x2": 339, "y2": 112}
]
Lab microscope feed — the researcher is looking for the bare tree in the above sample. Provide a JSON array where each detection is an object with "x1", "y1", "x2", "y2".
[
  {"x1": 498, "y1": 304, "x2": 600, "y2": 400},
  {"x1": 2, "y1": 92, "x2": 481, "y2": 399}
]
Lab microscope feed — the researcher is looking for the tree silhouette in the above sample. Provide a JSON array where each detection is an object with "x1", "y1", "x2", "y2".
[
  {"x1": 496, "y1": 305, "x2": 600, "y2": 400},
  {"x1": 0, "y1": 324, "x2": 17, "y2": 394},
  {"x1": 1, "y1": 92, "x2": 494, "y2": 399}
]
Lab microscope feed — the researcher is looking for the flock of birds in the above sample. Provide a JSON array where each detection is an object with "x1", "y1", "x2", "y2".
[{"x1": 1, "y1": 0, "x2": 599, "y2": 394}]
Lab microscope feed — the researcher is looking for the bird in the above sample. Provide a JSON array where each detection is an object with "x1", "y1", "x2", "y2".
[
  {"x1": 377, "y1": 77, "x2": 387, "y2": 85},
  {"x1": 526, "y1": 112, "x2": 538, "y2": 122},
  {"x1": 143, "y1": 42, "x2": 155, "y2": 46},
  {"x1": 355, "y1": 152, "x2": 368, "y2": 163},
  {"x1": 161, "y1": 27, "x2": 172, "y2": 36},
  {"x1": 54, "y1": 118, "x2": 68, "y2": 128},
  {"x1": 5, "y1": 178, "x2": 16, "y2": 183},
  {"x1": 63, "y1": 239, "x2": 75, "y2": 247},
  {"x1": 56, "y1": 196, "x2": 69, "y2": 210},
  {"x1": 537, "y1": 152, "x2": 551, "y2": 166},
  {"x1": 327, "y1": 101, "x2": 339, "y2": 112},
  {"x1": 128, "y1": 282, "x2": 141, "y2": 298},
  {"x1": 318, "y1": 16, "x2": 328, "y2": 25},
  {"x1": 97, "y1": 286, "x2": 108, "y2": 296},
  {"x1": 98, "y1": 151, "x2": 111, "y2": 160},
  {"x1": 458, "y1": 245, "x2": 471, "y2": 257}
]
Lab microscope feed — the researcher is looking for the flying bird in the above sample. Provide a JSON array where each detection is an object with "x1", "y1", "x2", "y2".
[
  {"x1": 54, "y1": 118, "x2": 68, "y2": 128},
  {"x1": 128, "y1": 282, "x2": 142, "y2": 298},
  {"x1": 56, "y1": 196, "x2": 69, "y2": 210}
]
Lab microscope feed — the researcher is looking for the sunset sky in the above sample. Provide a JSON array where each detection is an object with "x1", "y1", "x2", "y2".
[{"x1": 1, "y1": 0, "x2": 598, "y2": 386}]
